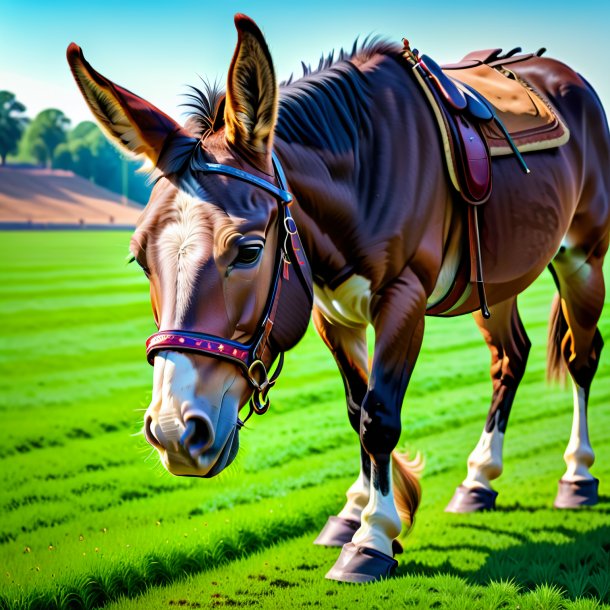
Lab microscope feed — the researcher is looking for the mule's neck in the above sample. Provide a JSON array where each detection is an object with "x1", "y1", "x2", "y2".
[
  {"x1": 273, "y1": 139, "x2": 353, "y2": 287},
  {"x1": 273, "y1": 51, "x2": 453, "y2": 295}
]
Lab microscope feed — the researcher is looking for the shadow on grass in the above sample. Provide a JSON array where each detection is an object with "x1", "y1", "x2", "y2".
[
  {"x1": 397, "y1": 511, "x2": 610, "y2": 602},
  {"x1": 492, "y1": 499, "x2": 610, "y2": 516}
]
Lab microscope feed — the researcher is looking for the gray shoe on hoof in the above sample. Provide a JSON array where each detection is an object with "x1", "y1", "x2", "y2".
[
  {"x1": 314, "y1": 516, "x2": 360, "y2": 547},
  {"x1": 554, "y1": 478, "x2": 599, "y2": 508},
  {"x1": 445, "y1": 484, "x2": 498, "y2": 512},
  {"x1": 325, "y1": 542, "x2": 398, "y2": 583}
]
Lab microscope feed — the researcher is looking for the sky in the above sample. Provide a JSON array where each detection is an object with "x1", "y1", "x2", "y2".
[{"x1": 1, "y1": 0, "x2": 609, "y2": 127}]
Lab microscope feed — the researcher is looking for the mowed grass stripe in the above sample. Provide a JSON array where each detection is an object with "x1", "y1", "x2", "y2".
[
  {"x1": 0, "y1": 320, "x2": 153, "y2": 366},
  {"x1": 0, "y1": 302, "x2": 151, "y2": 338},
  {"x1": 5, "y1": 275, "x2": 147, "y2": 297},
  {"x1": 0, "y1": 232, "x2": 609, "y2": 609},
  {"x1": 0, "y1": 291, "x2": 151, "y2": 316}
]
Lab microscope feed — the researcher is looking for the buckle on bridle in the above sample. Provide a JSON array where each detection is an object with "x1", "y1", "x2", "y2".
[
  {"x1": 242, "y1": 352, "x2": 285, "y2": 422},
  {"x1": 247, "y1": 359, "x2": 272, "y2": 414},
  {"x1": 247, "y1": 359, "x2": 270, "y2": 392}
]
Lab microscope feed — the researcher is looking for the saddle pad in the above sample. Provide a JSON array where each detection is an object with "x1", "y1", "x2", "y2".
[{"x1": 443, "y1": 63, "x2": 570, "y2": 156}]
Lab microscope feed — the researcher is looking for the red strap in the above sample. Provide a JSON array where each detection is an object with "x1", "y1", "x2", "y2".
[{"x1": 146, "y1": 332, "x2": 249, "y2": 366}]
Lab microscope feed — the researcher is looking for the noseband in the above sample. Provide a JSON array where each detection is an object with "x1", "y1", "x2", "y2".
[{"x1": 145, "y1": 151, "x2": 312, "y2": 421}]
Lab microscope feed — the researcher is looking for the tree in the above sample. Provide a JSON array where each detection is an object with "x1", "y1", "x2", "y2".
[
  {"x1": 68, "y1": 120, "x2": 97, "y2": 143},
  {"x1": 21, "y1": 109, "x2": 70, "y2": 168},
  {"x1": 0, "y1": 91, "x2": 28, "y2": 165},
  {"x1": 71, "y1": 139, "x2": 96, "y2": 178},
  {"x1": 52, "y1": 143, "x2": 74, "y2": 171},
  {"x1": 48, "y1": 118, "x2": 152, "y2": 204},
  {"x1": 53, "y1": 121, "x2": 99, "y2": 176}
]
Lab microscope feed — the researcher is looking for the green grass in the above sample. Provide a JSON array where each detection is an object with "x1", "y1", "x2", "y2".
[{"x1": 0, "y1": 231, "x2": 609, "y2": 610}]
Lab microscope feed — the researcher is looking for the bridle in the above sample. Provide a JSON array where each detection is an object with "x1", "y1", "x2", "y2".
[{"x1": 145, "y1": 149, "x2": 312, "y2": 423}]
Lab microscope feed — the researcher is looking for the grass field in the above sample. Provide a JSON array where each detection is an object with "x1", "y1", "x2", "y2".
[{"x1": 1, "y1": 231, "x2": 609, "y2": 610}]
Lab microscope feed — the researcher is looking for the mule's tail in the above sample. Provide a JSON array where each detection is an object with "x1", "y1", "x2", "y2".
[
  {"x1": 547, "y1": 291, "x2": 568, "y2": 385},
  {"x1": 391, "y1": 450, "x2": 424, "y2": 530}
]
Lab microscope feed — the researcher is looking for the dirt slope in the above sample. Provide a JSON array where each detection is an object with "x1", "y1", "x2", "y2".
[{"x1": 0, "y1": 167, "x2": 143, "y2": 227}]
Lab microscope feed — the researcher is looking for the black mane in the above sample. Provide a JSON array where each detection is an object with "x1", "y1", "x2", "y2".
[
  {"x1": 277, "y1": 38, "x2": 401, "y2": 153},
  {"x1": 281, "y1": 35, "x2": 399, "y2": 85},
  {"x1": 183, "y1": 37, "x2": 401, "y2": 149},
  {"x1": 181, "y1": 79, "x2": 226, "y2": 141}
]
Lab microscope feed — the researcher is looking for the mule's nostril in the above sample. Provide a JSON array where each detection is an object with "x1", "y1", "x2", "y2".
[
  {"x1": 181, "y1": 416, "x2": 214, "y2": 458},
  {"x1": 144, "y1": 415, "x2": 163, "y2": 450}
]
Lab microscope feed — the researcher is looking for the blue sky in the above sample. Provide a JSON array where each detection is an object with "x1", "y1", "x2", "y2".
[{"x1": 1, "y1": 0, "x2": 609, "y2": 126}]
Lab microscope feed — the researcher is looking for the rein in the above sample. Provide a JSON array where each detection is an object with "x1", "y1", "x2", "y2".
[{"x1": 145, "y1": 150, "x2": 311, "y2": 423}]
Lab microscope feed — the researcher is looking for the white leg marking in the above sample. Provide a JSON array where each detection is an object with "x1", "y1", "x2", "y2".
[
  {"x1": 562, "y1": 381, "x2": 595, "y2": 481},
  {"x1": 337, "y1": 467, "x2": 369, "y2": 522},
  {"x1": 351, "y1": 462, "x2": 401, "y2": 557},
  {"x1": 463, "y1": 411, "x2": 504, "y2": 490}
]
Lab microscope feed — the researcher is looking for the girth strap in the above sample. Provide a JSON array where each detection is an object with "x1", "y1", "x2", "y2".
[{"x1": 468, "y1": 205, "x2": 490, "y2": 319}]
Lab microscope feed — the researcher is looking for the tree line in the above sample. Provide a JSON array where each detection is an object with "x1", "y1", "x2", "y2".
[{"x1": 0, "y1": 90, "x2": 151, "y2": 205}]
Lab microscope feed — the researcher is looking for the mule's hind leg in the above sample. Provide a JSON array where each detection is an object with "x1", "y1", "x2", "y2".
[
  {"x1": 446, "y1": 297, "x2": 530, "y2": 512},
  {"x1": 549, "y1": 246, "x2": 606, "y2": 508},
  {"x1": 311, "y1": 306, "x2": 372, "y2": 546}
]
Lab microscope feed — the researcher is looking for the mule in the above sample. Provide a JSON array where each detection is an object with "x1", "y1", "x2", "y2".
[{"x1": 67, "y1": 14, "x2": 609, "y2": 582}]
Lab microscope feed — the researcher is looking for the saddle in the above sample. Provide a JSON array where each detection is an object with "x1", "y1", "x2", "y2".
[{"x1": 403, "y1": 42, "x2": 570, "y2": 317}]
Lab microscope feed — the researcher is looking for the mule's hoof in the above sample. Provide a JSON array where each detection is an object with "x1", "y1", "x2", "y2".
[
  {"x1": 445, "y1": 484, "x2": 498, "y2": 513},
  {"x1": 554, "y1": 478, "x2": 599, "y2": 509},
  {"x1": 314, "y1": 516, "x2": 360, "y2": 547},
  {"x1": 325, "y1": 543, "x2": 398, "y2": 583}
]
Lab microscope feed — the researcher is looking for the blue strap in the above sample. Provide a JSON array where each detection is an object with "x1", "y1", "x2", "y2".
[{"x1": 190, "y1": 151, "x2": 293, "y2": 204}]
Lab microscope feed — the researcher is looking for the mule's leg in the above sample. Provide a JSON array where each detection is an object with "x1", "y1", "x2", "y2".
[
  {"x1": 550, "y1": 247, "x2": 605, "y2": 508},
  {"x1": 446, "y1": 297, "x2": 530, "y2": 512},
  {"x1": 311, "y1": 306, "x2": 371, "y2": 546},
  {"x1": 327, "y1": 270, "x2": 425, "y2": 582}
]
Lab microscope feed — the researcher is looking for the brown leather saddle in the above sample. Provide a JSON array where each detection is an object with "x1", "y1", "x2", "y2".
[
  {"x1": 403, "y1": 42, "x2": 570, "y2": 317},
  {"x1": 445, "y1": 49, "x2": 569, "y2": 158}
]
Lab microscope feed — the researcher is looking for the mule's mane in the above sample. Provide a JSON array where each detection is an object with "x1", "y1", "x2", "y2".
[
  {"x1": 277, "y1": 38, "x2": 401, "y2": 154},
  {"x1": 281, "y1": 36, "x2": 399, "y2": 84},
  {"x1": 182, "y1": 37, "x2": 401, "y2": 146},
  {"x1": 181, "y1": 79, "x2": 226, "y2": 141},
  {"x1": 277, "y1": 62, "x2": 371, "y2": 154}
]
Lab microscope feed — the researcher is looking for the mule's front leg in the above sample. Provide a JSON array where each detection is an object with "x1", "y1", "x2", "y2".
[
  {"x1": 311, "y1": 307, "x2": 372, "y2": 546},
  {"x1": 327, "y1": 271, "x2": 426, "y2": 583}
]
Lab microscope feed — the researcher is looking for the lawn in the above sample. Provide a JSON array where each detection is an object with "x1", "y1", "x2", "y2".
[{"x1": 0, "y1": 231, "x2": 609, "y2": 609}]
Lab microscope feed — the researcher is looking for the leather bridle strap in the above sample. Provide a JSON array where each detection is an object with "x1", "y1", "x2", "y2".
[
  {"x1": 145, "y1": 151, "x2": 310, "y2": 419},
  {"x1": 190, "y1": 148, "x2": 293, "y2": 205}
]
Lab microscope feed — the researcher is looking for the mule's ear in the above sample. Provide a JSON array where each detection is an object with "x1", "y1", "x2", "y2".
[
  {"x1": 224, "y1": 15, "x2": 278, "y2": 163},
  {"x1": 66, "y1": 43, "x2": 195, "y2": 174}
]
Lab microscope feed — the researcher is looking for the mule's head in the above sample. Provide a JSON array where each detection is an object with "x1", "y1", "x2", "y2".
[{"x1": 67, "y1": 15, "x2": 312, "y2": 477}]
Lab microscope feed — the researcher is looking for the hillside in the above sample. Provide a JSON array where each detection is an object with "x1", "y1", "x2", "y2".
[{"x1": 0, "y1": 166, "x2": 143, "y2": 228}]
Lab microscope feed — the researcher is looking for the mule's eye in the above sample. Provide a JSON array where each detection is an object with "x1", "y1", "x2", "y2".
[
  {"x1": 135, "y1": 257, "x2": 151, "y2": 277},
  {"x1": 233, "y1": 243, "x2": 263, "y2": 268}
]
